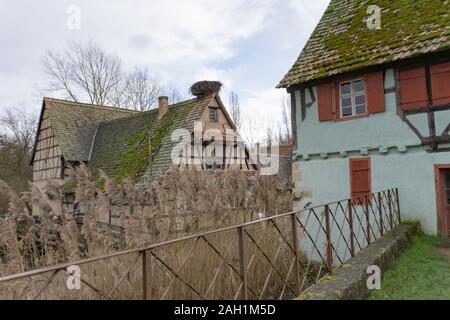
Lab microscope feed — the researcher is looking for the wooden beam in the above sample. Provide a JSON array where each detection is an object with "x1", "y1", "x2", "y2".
[
  {"x1": 402, "y1": 114, "x2": 424, "y2": 140},
  {"x1": 421, "y1": 134, "x2": 450, "y2": 145},
  {"x1": 291, "y1": 92, "x2": 298, "y2": 150},
  {"x1": 300, "y1": 89, "x2": 306, "y2": 122},
  {"x1": 402, "y1": 103, "x2": 450, "y2": 115},
  {"x1": 442, "y1": 122, "x2": 450, "y2": 135},
  {"x1": 35, "y1": 144, "x2": 60, "y2": 153},
  {"x1": 33, "y1": 166, "x2": 62, "y2": 173},
  {"x1": 32, "y1": 155, "x2": 62, "y2": 163},
  {"x1": 428, "y1": 147, "x2": 450, "y2": 153},
  {"x1": 425, "y1": 65, "x2": 436, "y2": 145}
]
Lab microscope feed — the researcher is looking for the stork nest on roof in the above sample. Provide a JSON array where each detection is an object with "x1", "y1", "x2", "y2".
[{"x1": 190, "y1": 81, "x2": 222, "y2": 97}]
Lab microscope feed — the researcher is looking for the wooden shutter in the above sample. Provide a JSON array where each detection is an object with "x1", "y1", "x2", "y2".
[
  {"x1": 365, "y1": 71, "x2": 385, "y2": 114},
  {"x1": 349, "y1": 158, "x2": 371, "y2": 204},
  {"x1": 317, "y1": 82, "x2": 333, "y2": 121},
  {"x1": 399, "y1": 68, "x2": 427, "y2": 110},
  {"x1": 430, "y1": 62, "x2": 450, "y2": 105}
]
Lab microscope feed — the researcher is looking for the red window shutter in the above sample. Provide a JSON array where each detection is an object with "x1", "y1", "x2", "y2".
[
  {"x1": 430, "y1": 62, "x2": 450, "y2": 105},
  {"x1": 365, "y1": 71, "x2": 385, "y2": 114},
  {"x1": 317, "y1": 82, "x2": 333, "y2": 121},
  {"x1": 349, "y1": 158, "x2": 371, "y2": 204},
  {"x1": 399, "y1": 68, "x2": 427, "y2": 110}
]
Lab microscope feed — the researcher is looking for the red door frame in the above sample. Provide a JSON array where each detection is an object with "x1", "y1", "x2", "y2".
[{"x1": 434, "y1": 164, "x2": 450, "y2": 236}]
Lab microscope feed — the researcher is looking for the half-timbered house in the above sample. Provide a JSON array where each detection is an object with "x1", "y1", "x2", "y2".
[
  {"x1": 31, "y1": 81, "x2": 256, "y2": 193},
  {"x1": 278, "y1": 1, "x2": 450, "y2": 235}
]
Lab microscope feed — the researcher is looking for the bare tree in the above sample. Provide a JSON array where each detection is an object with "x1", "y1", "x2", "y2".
[
  {"x1": 240, "y1": 111, "x2": 261, "y2": 147},
  {"x1": 0, "y1": 108, "x2": 36, "y2": 159},
  {"x1": 279, "y1": 95, "x2": 292, "y2": 144},
  {"x1": 266, "y1": 127, "x2": 273, "y2": 146},
  {"x1": 42, "y1": 41, "x2": 189, "y2": 110},
  {"x1": 264, "y1": 120, "x2": 279, "y2": 146},
  {"x1": 43, "y1": 41, "x2": 125, "y2": 106},
  {"x1": 229, "y1": 91, "x2": 242, "y2": 130},
  {"x1": 0, "y1": 108, "x2": 37, "y2": 213},
  {"x1": 122, "y1": 67, "x2": 166, "y2": 111},
  {"x1": 165, "y1": 86, "x2": 186, "y2": 105}
]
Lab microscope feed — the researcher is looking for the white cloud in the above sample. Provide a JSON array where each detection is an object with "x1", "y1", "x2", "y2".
[
  {"x1": 238, "y1": 88, "x2": 288, "y2": 143},
  {"x1": 0, "y1": 0, "x2": 330, "y2": 126},
  {"x1": 0, "y1": 0, "x2": 275, "y2": 112}
]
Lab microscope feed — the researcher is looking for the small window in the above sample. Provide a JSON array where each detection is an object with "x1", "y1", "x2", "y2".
[
  {"x1": 340, "y1": 79, "x2": 367, "y2": 118},
  {"x1": 209, "y1": 108, "x2": 218, "y2": 122}
]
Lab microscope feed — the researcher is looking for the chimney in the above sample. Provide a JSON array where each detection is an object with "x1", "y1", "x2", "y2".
[{"x1": 158, "y1": 96, "x2": 169, "y2": 119}]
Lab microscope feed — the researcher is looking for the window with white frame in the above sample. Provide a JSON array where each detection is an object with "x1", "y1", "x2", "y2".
[{"x1": 340, "y1": 79, "x2": 366, "y2": 117}]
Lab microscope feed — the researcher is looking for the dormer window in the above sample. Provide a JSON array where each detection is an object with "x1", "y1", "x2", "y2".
[
  {"x1": 209, "y1": 108, "x2": 218, "y2": 122},
  {"x1": 340, "y1": 79, "x2": 367, "y2": 118}
]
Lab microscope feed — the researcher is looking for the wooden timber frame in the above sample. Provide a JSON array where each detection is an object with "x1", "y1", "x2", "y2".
[
  {"x1": 286, "y1": 51, "x2": 450, "y2": 153},
  {"x1": 175, "y1": 131, "x2": 257, "y2": 172},
  {"x1": 395, "y1": 61, "x2": 450, "y2": 153},
  {"x1": 31, "y1": 106, "x2": 64, "y2": 182}
]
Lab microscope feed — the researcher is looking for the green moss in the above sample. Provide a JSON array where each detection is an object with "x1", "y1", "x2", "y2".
[
  {"x1": 325, "y1": 0, "x2": 449, "y2": 59},
  {"x1": 113, "y1": 103, "x2": 191, "y2": 182},
  {"x1": 280, "y1": 0, "x2": 450, "y2": 86}
]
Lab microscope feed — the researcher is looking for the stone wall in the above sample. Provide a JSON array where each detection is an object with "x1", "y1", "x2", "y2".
[{"x1": 303, "y1": 222, "x2": 420, "y2": 300}]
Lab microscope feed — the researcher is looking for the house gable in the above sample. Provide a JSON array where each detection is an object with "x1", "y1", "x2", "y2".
[
  {"x1": 89, "y1": 94, "x2": 216, "y2": 181},
  {"x1": 31, "y1": 98, "x2": 137, "y2": 166},
  {"x1": 33, "y1": 90, "x2": 256, "y2": 184},
  {"x1": 32, "y1": 105, "x2": 64, "y2": 182}
]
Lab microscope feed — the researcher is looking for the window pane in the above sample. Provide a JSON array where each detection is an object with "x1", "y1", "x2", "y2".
[
  {"x1": 340, "y1": 82, "x2": 351, "y2": 95},
  {"x1": 354, "y1": 80, "x2": 365, "y2": 92},
  {"x1": 354, "y1": 95, "x2": 366, "y2": 105},
  {"x1": 341, "y1": 97, "x2": 352, "y2": 107},
  {"x1": 446, "y1": 189, "x2": 450, "y2": 205},
  {"x1": 342, "y1": 107, "x2": 352, "y2": 117},
  {"x1": 355, "y1": 104, "x2": 366, "y2": 115}
]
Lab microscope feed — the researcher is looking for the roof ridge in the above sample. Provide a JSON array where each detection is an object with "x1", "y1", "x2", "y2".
[
  {"x1": 168, "y1": 97, "x2": 198, "y2": 109},
  {"x1": 94, "y1": 95, "x2": 211, "y2": 128},
  {"x1": 43, "y1": 97, "x2": 140, "y2": 113},
  {"x1": 98, "y1": 108, "x2": 159, "y2": 127}
]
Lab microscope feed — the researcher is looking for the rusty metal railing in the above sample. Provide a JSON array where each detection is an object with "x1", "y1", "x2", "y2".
[{"x1": 0, "y1": 188, "x2": 401, "y2": 300}]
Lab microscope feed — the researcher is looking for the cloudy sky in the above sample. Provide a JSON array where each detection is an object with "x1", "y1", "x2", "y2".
[{"x1": 0, "y1": 0, "x2": 329, "y2": 138}]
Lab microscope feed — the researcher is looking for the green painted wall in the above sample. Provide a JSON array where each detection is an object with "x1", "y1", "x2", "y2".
[{"x1": 292, "y1": 68, "x2": 450, "y2": 235}]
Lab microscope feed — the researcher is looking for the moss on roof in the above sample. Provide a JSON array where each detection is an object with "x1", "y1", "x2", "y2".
[
  {"x1": 89, "y1": 94, "x2": 216, "y2": 181},
  {"x1": 88, "y1": 109, "x2": 158, "y2": 179},
  {"x1": 43, "y1": 98, "x2": 137, "y2": 161},
  {"x1": 278, "y1": 0, "x2": 450, "y2": 88}
]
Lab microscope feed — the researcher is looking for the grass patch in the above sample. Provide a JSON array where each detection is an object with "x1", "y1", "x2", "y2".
[{"x1": 370, "y1": 235, "x2": 450, "y2": 300}]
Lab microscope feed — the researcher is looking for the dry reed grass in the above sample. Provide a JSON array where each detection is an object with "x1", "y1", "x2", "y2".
[{"x1": 0, "y1": 165, "x2": 299, "y2": 299}]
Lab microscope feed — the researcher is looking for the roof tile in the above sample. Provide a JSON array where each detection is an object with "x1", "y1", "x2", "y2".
[{"x1": 278, "y1": 0, "x2": 450, "y2": 88}]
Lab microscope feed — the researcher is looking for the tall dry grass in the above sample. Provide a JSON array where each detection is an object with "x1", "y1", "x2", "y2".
[{"x1": 0, "y1": 165, "x2": 300, "y2": 299}]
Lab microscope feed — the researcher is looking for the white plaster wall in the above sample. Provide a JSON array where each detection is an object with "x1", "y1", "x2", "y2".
[
  {"x1": 293, "y1": 69, "x2": 432, "y2": 158},
  {"x1": 297, "y1": 150, "x2": 450, "y2": 234},
  {"x1": 292, "y1": 68, "x2": 450, "y2": 235}
]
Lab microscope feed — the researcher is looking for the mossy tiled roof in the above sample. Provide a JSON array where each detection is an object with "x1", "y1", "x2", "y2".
[
  {"x1": 89, "y1": 94, "x2": 216, "y2": 181},
  {"x1": 88, "y1": 109, "x2": 158, "y2": 178},
  {"x1": 278, "y1": 0, "x2": 450, "y2": 88},
  {"x1": 44, "y1": 98, "x2": 137, "y2": 161}
]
